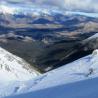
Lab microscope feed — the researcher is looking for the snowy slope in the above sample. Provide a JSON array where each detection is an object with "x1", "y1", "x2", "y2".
[
  {"x1": 84, "y1": 33, "x2": 98, "y2": 42},
  {"x1": 1, "y1": 49, "x2": 98, "y2": 98},
  {"x1": 66, "y1": 11, "x2": 98, "y2": 18},
  {"x1": 0, "y1": 47, "x2": 39, "y2": 82}
]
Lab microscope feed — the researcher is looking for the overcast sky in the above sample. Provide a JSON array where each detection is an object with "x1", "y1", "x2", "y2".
[
  {"x1": 34, "y1": 0, "x2": 98, "y2": 12},
  {"x1": 1, "y1": 0, "x2": 98, "y2": 12}
]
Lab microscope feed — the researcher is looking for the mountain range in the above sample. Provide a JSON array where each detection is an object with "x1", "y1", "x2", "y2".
[
  {"x1": 1, "y1": 3, "x2": 98, "y2": 72},
  {"x1": 1, "y1": 1, "x2": 98, "y2": 98}
]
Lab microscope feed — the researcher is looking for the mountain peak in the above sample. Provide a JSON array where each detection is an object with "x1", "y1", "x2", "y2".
[{"x1": 0, "y1": 5, "x2": 15, "y2": 14}]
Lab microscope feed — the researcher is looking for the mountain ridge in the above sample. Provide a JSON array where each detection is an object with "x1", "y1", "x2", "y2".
[
  {"x1": 0, "y1": 47, "x2": 40, "y2": 82},
  {"x1": 1, "y1": 49, "x2": 98, "y2": 98}
]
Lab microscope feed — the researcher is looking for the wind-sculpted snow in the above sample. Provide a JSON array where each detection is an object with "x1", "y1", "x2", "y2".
[{"x1": 1, "y1": 49, "x2": 98, "y2": 98}]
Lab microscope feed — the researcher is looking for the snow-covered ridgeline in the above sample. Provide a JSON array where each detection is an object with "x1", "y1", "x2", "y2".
[
  {"x1": 1, "y1": 49, "x2": 98, "y2": 98},
  {"x1": 0, "y1": 47, "x2": 39, "y2": 82}
]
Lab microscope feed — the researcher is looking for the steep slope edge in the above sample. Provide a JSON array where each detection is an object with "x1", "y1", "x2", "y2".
[
  {"x1": 2, "y1": 49, "x2": 98, "y2": 98},
  {"x1": 0, "y1": 47, "x2": 39, "y2": 82}
]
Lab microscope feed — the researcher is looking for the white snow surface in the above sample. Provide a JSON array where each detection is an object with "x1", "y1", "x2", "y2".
[
  {"x1": 1, "y1": 49, "x2": 98, "y2": 98},
  {"x1": 0, "y1": 47, "x2": 39, "y2": 82}
]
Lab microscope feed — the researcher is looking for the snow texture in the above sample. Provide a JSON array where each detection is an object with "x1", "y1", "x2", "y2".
[
  {"x1": 0, "y1": 47, "x2": 39, "y2": 82},
  {"x1": 1, "y1": 49, "x2": 98, "y2": 98}
]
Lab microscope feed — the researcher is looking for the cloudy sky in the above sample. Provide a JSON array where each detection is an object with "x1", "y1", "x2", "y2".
[{"x1": 1, "y1": 0, "x2": 98, "y2": 12}]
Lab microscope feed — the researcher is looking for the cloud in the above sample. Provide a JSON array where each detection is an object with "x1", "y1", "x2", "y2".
[
  {"x1": 32, "y1": 0, "x2": 98, "y2": 12},
  {"x1": 62, "y1": 0, "x2": 98, "y2": 12},
  {"x1": 1, "y1": 0, "x2": 98, "y2": 12}
]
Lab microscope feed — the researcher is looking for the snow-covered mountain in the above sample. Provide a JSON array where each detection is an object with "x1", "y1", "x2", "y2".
[
  {"x1": 0, "y1": 47, "x2": 39, "y2": 82},
  {"x1": 1, "y1": 3, "x2": 98, "y2": 18},
  {"x1": 0, "y1": 3, "x2": 64, "y2": 16},
  {"x1": 1, "y1": 2, "x2": 98, "y2": 98},
  {"x1": 80, "y1": 33, "x2": 98, "y2": 51},
  {"x1": 1, "y1": 49, "x2": 98, "y2": 98}
]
